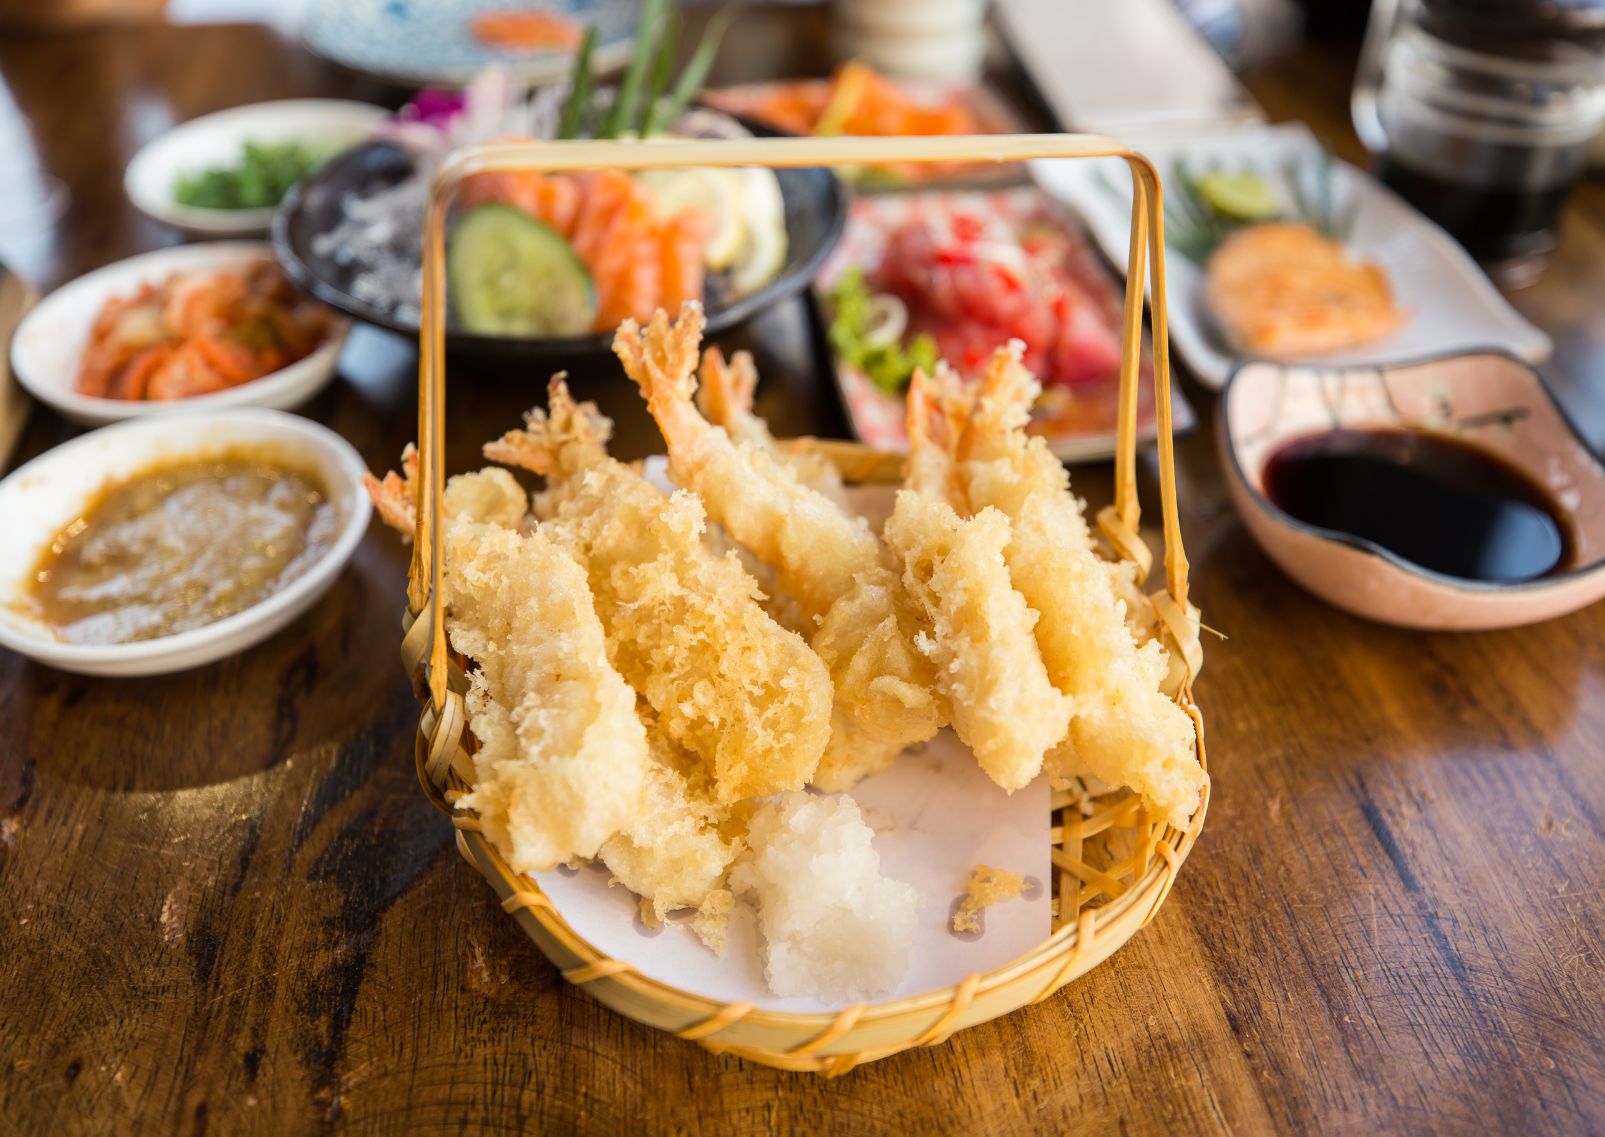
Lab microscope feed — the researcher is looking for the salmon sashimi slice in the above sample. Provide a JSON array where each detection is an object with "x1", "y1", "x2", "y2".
[
  {"x1": 1204, "y1": 221, "x2": 1404, "y2": 358},
  {"x1": 568, "y1": 170, "x2": 638, "y2": 265},
  {"x1": 659, "y1": 210, "x2": 711, "y2": 313},
  {"x1": 591, "y1": 194, "x2": 659, "y2": 329},
  {"x1": 534, "y1": 174, "x2": 582, "y2": 239}
]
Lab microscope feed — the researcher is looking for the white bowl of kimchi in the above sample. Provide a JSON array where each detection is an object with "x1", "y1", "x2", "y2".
[{"x1": 10, "y1": 241, "x2": 349, "y2": 427}]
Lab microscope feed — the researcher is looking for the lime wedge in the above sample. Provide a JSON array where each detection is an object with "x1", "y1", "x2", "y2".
[{"x1": 1196, "y1": 170, "x2": 1281, "y2": 221}]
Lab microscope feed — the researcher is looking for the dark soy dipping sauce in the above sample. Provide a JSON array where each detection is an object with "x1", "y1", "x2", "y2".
[{"x1": 1261, "y1": 428, "x2": 1574, "y2": 583}]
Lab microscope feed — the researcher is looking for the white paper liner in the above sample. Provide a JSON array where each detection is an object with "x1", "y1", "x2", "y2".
[{"x1": 535, "y1": 738, "x2": 1050, "y2": 1014}]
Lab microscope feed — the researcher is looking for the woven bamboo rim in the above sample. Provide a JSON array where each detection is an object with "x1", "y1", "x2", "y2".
[{"x1": 401, "y1": 134, "x2": 1207, "y2": 1074}]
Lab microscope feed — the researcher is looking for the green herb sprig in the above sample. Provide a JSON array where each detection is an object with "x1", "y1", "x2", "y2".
[{"x1": 557, "y1": 4, "x2": 736, "y2": 141}]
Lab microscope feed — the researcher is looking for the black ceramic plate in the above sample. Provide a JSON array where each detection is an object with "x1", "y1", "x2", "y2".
[{"x1": 272, "y1": 136, "x2": 847, "y2": 357}]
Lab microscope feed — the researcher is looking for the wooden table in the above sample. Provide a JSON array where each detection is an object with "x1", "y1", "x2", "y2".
[{"x1": 3, "y1": 13, "x2": 1602, "y2": 1136}]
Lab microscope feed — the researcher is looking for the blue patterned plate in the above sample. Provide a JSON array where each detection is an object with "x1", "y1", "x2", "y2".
[{"x1": 302, "y1": 0, "x2": 636, "y2": 87}]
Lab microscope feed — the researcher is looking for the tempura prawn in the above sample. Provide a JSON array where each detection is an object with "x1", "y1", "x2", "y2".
[
  {"x1": 364, "y1": 450, "x2": 649, "y2": 874},
  {"x1": 485, "y1": 376, "x2": 832, "y2": 804},
  {"x1": 695, "y1": 343, "x2": 847, "y2": 634},
  {"x1": 618, "y1": 303, "x2": 945, "y2": 790},
  {"x1": 883, "y1": 376, "x2": 1072, "y2": 792},
  {"x1": 618, "y1": 305, "x2": 880, "y2": 618},
  {"x1": 956, "y1": 342, "x2": 1204, "y2": 829}
]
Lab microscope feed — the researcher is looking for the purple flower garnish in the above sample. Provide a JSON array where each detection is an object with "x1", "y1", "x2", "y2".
[{"x1": 395, "y1": 87, "x2": 468, "y2": 129}]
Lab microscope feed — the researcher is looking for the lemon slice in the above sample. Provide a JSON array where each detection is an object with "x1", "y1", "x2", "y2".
[
  {"x1": 1196, "y1": 170, "x2": 1281, "y2": 221},
  {"x1": 729, "y1": 167, "x2": 788, "y2": 295},
  {"x1": 637, "y1": 167, "x2": 746, "y2": 270}
]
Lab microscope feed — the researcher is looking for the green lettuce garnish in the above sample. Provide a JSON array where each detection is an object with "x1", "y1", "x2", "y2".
[{"x1": 826, "y1": 269, "x2": 938, "y2": 395}]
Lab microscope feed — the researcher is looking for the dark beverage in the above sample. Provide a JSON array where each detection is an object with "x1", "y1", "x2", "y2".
[
  {"x1": 1378, "y1": 155, "x2": 1574, "y2": 264},
  {"x1": 1261, "y1": 427, "x2": 1573, "y2": 583},
  {"x1": 1353, "y1": 0, "x2": 1605, "y2": 285}
]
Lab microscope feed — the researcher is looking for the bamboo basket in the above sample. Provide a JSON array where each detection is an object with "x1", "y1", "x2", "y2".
[{"x1": 401, "y1": 134, "x2": 1208, "y2": 1075}]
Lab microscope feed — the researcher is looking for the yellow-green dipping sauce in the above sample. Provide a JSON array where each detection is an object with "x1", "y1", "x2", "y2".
[{"x1": 30, "y1": 453, "x2": 337, "y2": 645}]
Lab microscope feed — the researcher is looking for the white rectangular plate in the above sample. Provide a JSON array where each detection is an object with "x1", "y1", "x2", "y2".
[
  {"x1": 816, "y1": 187, "x2": 1194, "y2": 462},
  {"x1": 1030, "y1": 122, "x2": 1553, "y2": 389}
]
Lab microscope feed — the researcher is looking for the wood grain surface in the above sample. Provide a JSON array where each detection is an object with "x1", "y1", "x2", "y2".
[{"x1": 2, "y1": 12, "x2": 1602, "y2": 1136}]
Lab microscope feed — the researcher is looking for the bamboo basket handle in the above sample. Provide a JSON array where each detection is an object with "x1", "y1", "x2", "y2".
[
  {"x1": 404, "y1": 133, "x2": 1194, "y2": 715},
  {"x1": 1136, "y1": 159, "x2": 1190, "y2": 613}
]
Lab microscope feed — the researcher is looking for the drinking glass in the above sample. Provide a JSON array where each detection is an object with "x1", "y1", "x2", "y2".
[{"x1": 1353, "y1": 0, "x2": 1605, "y2": 286}]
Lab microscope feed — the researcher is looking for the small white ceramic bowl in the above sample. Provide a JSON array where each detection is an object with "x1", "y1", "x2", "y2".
[
  {"x1": 10, "y1": 241, "x2": 350, "y2": 427},
  {"x1": 833, "y1": 10, "x2": 985, "y2": 81},
  {"x1": 1219, "y1": 351, "x2": 1605, "y2": 630},
  {"x1": 125, "y1": 99, "x2": 388, "y2": 236},
  {"x1": 0, "y1": 408, "x2": 371, "y2": 676}
]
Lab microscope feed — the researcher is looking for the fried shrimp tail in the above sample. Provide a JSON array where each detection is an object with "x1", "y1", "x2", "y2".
[
  {"x1": 482, "y1": 373, "x2": 618, "y2": 519},
  {"x1": 696, "y1": 344, "x2": 757, "y2": 426},
  {"x1": 618, "y1": 303, "x2": 880, "y2": 618},
  {"x1": 958, "y1": 343, "x2": 1205, "y2": 828},
  {"x1": 487, "y1": 375, "x2": 833, "y2": 804},
  {"x1": 363, "y1": 443, "x2": 427, "y2": 536},
  {"x1": 905, "y1": 364, "x2": 971, "y2": 507},
  {"x1": 698, "y1": 344, "x2": 847, "y2": 505}
]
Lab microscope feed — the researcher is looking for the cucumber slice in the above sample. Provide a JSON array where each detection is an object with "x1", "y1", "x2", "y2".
[{"x1": 448, "y1": 203, "x2": 597, "y2": 336}]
